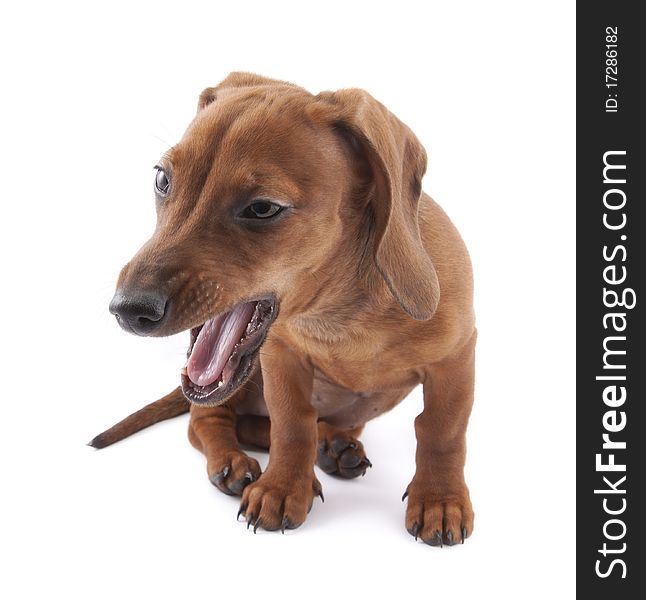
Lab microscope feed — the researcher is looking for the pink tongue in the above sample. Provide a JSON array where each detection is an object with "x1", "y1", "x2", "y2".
[{"x1": 186, "y1": 302, "x2": 255, "y2": 387}]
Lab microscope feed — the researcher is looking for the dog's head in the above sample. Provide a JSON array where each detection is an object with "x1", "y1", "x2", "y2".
[{"x1": 110, "y1": 72, "x2": 439, "y2": 405}]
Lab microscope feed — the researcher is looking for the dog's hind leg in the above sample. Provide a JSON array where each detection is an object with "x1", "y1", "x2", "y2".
[
  {"x1": 236, "y1": 414, "x2": 271, "y2": 449},
  {"x1": 316, "y1": 422, "x2": 372, "y2": 479},
  {"x1": 189, "y1": 399, "x2": 262, "y2": 496}
]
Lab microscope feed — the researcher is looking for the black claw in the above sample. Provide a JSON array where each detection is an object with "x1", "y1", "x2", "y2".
[
  {"x1": 236, "y1": 507, "x2": 244, "y2": 521},
  {"x1": 423, "y1": 530, "x2": 443, "y2": 547},
  {"x1": 281, "y1": 516, "x2": 299, "y2": 531},
  {"x1": 408, "y1": 522, "x2": 421, "y2": 541},
  {"x1": 461, "y1": 526, "x2": 468, "y2": 543},
  {"x1": 401, "y1": 490, "x2": 409, "y2": 502},
  {"x1": 226, "y1": 471, "x2": 256, "y2": 495},
  {"x1": 446, "y1": 530, "x2": 454, "y2": 546},
  {"x1": 318, "y1": 490, "x2": 325, "y2": 503},
  {"x1": 253, "y1": 519, "x2": 261, "y2": 534},
  {"x1": 365, "y1": 458, "x2": 372, "y2": 468}
]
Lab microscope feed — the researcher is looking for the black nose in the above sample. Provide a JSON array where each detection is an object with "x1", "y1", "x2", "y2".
[{"x1": 109, "y1": 289, "x2": 168, "y2": 335}]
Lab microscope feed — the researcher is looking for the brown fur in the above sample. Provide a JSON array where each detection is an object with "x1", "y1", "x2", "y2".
[
  {"x1": 89, "y1": 387, "x2": 188, "y2": 449},
  {"x1": 92, "y1": 73, "x2": 476, "y2": 545}
]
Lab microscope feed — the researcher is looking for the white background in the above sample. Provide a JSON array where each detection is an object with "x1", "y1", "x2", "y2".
[{"x1": 0, "y1": 1, "x2": 575, "y2": 598}]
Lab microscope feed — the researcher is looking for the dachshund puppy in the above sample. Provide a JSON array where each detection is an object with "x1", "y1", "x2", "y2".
[{"x1": 92, "y1": 72, "x2": 476, "y2": 546}]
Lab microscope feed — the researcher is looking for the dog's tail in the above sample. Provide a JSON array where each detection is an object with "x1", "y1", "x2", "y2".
[{"x1": 88, "y1": 387, "x2": 189, "y2": 449}]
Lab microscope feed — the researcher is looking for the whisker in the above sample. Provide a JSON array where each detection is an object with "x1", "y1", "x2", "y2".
[
  {"x1": 147, "y1": 131, "x2": 173, "y2": 150},
  {"x1": 245, "y1": 377, "x2": 263, "y2": 395}
]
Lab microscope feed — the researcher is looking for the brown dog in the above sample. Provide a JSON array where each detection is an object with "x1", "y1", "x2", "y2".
[{"x1": 91, "y1": 72, "x2": 476, "y2": 546}]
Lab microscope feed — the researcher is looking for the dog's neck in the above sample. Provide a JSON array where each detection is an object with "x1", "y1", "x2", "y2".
[{"x1": 284, "y1": 202, "x2": 396, "y2": 345}]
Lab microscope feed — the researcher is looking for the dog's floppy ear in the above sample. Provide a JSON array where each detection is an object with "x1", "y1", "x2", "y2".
[
  {"x1": 198, "y1": 72, "x2": 300, "y2": 112},
  {"x1": 315, "y1": 89, "x2": 439, "y2": 321}
]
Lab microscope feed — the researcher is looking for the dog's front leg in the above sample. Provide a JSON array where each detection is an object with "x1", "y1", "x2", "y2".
[
  {"x1": 404, "y1": 331, "x2": 477, "y2": 546},
  {"x1": 239, "y1": 337, "x2": 322, "y2": 532},
  {"x1": 188, "y1": 394, "x2": 263, "y2": 496}
]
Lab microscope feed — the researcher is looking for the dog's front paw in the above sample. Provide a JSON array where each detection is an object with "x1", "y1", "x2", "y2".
[
  {"x1": 403, "y1": 478, "x2": 474, "y2": 546},
  {"x1": 208, "y1": 451, "x2": 262, "y2": 496},
  {"x1": 238, "y1": 469, "x2": 323, "y2": 532}
]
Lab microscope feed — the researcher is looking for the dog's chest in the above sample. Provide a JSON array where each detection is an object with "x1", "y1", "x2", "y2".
[
  {"x1": 310, "y1": 368, "x2": 366, "y2": 415},
  {"x1": 310, "y1": 364, "x2": 418, "y2": 414}
]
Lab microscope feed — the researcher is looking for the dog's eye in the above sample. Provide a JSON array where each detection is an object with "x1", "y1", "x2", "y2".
[
  {"x1": 240, "y1": 201, "x2": 283, "y2": 219},
  {"x1": 154, "y1": 166, "x2": 170, "y2": 197}
]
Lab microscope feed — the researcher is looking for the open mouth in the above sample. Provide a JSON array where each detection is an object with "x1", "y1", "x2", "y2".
[{"x1": 180, "y1": 296, "x2": 277, "y2": 405}]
